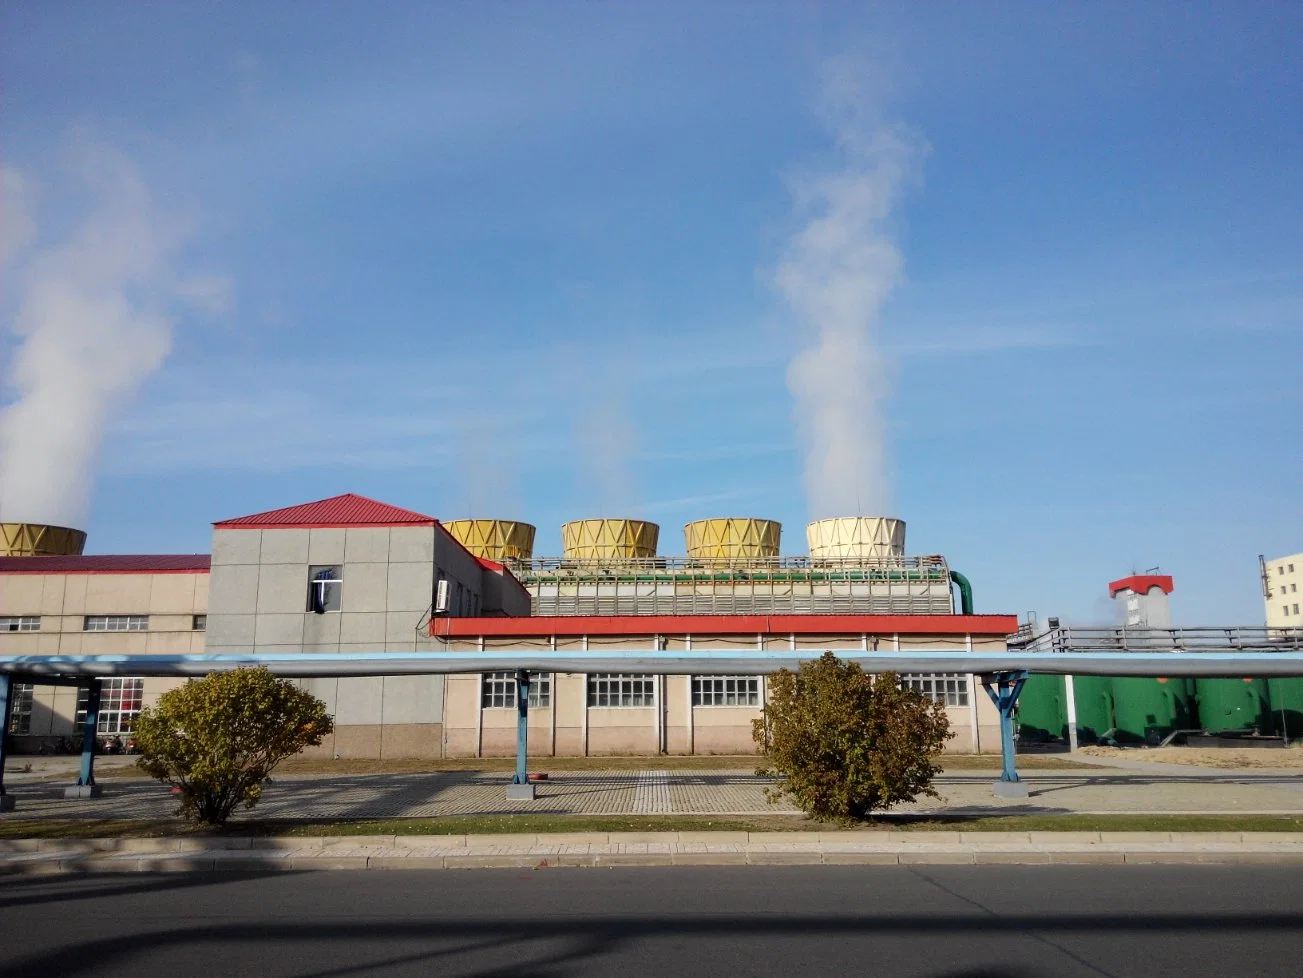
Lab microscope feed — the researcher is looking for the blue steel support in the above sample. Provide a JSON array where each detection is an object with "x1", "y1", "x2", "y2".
[
  {"x1": 981, "y1": 671, "x2": 1029, "y2": 792},
  {"x1": 514, "y1": 670, "x2": 530, "y2": 786},
  {"x1": 77, "y1": 679, "x2": 102, "y2": 788},
  {"x1": 0, "y1": 674, "x2": 14, "y2": 810}
]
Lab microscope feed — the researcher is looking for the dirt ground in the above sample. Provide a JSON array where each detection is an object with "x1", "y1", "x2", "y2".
[{"x1": 1080, "y1": 744, "x2": 1303, "y2": 769}]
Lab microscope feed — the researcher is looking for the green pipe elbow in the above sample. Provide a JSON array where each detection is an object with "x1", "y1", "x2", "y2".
[{"x1": 950, "y1": 570, "x2": 974, "y2": 615}]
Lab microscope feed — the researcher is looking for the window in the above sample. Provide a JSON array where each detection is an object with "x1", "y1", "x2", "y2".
[
  {"x1": 901, "y1": 673, "x2": 969, "y2": 707},
  {"x1": 1293, "y1": 584, "x2": 1298, "y2": 593},
  {"x1": 1295, "y1": 604, "x2": 1300, "y2": 616},
  {"x1": 192, "y1": 615, "x2": 207, "y2": 631},
  {"x1": 588, "y1": 674, "x2": 654, "y2": 707},
  {"x1": 0, "y1": 616, "x2": 40, "y2": 632},
  {"x1": 1291, "y1": 564, "x2": 1296, "y2": 573},
  {"x1": 1281, "y1": 567, "x2": 1286, "y2": 576},
  {"x1": 692, "y1": 676, "x2": 761, "y2": 707},
  {"x1": 481, "y1": 672, "x2": 551, "y2": 708},
  {"x1": 7, "y1": 683, "x2": 34, "y2": 734},
  {"x1": 1286, "y1": 606, "x2": 1293, "y2": 617},
  {"x1": 74, "y1": 678, "x2": 144, "y2": 734},
  {"x1": 307, "y1": 566, "x2": 343, "y2": 613},
  {"x1": 84, "y1": 615, "x2": 148, "y2": 631}
]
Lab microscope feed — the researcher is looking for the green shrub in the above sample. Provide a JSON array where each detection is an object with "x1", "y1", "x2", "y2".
[
  {"x1": 753, "y1": 652, "x2": 952, "y2": 822},
  {"x1": 134, "y1": 668, "x2": 333, "y2": 826}
]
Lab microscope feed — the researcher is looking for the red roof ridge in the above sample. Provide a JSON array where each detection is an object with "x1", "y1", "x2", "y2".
[
  {"x1": 215, "y1": 493, "x2": 436, "y2": 529},
  {"x1": 1108, "y1": 574, "x2": 1174, "y2": 597}
]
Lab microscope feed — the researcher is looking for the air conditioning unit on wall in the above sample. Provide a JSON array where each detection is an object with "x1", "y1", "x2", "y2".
[{"x1": 434, "y1": 578, "x2": 450, "y2": 614}]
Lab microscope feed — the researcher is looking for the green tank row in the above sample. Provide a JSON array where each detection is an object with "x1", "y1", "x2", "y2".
[{"x1": 1017, "y1": 674, "x2": 1303, "y2": 745}]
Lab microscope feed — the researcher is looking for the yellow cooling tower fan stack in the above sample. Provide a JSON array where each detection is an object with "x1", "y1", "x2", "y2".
[
  {"x1": 0, "y1": 523, "x2": 88, "y2": 557},
  {"x1": 806, "y1": 517, "x2": 906, "y2": 560},
  {"x1": 561, "y1": 519, "x2": 659, "y2": 560},
  {"x1": 684, "y1": 518, "x2": 781, "y2": 562},
  {"x1": 443, "y1": 520, "x2": 536, "y2": 561}
]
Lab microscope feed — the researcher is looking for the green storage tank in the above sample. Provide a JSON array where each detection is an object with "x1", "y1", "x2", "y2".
[
  {"x1": 1195, "y1": 678, "x2": 1270, "y2": 734},
  {"x1": 1071, "y1": 675, "x2": 1115, "y2": 744},
  {"x1": 1266, "y1": 678, "x2": 1303, "y2": 741},
  {"x1": 1017, "y1": 674, "x2": 1067, "y2": 743},
  {"x1": 1112, "y1": 677, "x2": 1196, "y2": 745}
]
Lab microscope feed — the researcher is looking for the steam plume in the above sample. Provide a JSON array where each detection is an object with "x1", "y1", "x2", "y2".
[
  {"x1": 0, "y1": 144, "x2": 218, "y2": 527},
  {"x1": 776, "y1": 59, "x2": 924, "y2": 518}
]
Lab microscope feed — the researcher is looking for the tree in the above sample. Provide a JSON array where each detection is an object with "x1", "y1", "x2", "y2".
[
  {"x1": 753, "y1": 652, "x2": 952, "y2": 823},
  {"x1": 133, "y1": 668, "x2": 333, "y2": 826}
]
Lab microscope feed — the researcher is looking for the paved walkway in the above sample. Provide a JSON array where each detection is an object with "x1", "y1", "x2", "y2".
[
  {"x1": 3, "y1": 762, "x2": 1303, "y2": 819},
  {"x1": 4, "y1": 831, "x2": 1303, "y2": 874}
]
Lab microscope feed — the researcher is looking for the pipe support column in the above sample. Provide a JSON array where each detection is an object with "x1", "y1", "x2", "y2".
[
  {"x1": 67, "y1": 679, "x2": 104, "y2": 799},
  {"x1": 0, "y1": 675, "x2": 14, "y2": 810},
  {"x1": 981, "y1": 671, "x2": 1029, "y2": 798},
  {"x1": 507, "y1": 670, "x2": 535, "y2": 800}
]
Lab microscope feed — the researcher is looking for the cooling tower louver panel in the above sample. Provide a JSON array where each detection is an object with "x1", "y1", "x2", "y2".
[
  {"x1": 0, "y1": 523, "x2": 88, "y2": 557},
  {"x1": 443, "y1": 520, "x2": 536, "y2": 561},
  {"x1": 561, "y1": 519, "x2": 659, "y2": 560},
  {"x1": 806, "y1": 517, "x2": 906, "y2": 559},
  {"x1": 684, "y1": 518, "x2": 782, "y2": 560}
]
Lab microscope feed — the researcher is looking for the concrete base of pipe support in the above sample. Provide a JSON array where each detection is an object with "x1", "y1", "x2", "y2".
[
  {"x1": 0, "y1": 795, "x2": 15, "y2": 811},
  {"x1": 992, "y1": 780, "x2": 1030, "y2": 799},
  {"x1": 506, "y1": 783, "x2": 537, "y2": 801},
  {"x1": 63, "y1": 784, "x2": 103, "y2": 799}
]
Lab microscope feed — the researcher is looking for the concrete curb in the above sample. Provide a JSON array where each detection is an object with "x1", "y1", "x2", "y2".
[{"x1": 4, "y1": 832, "x2": 1303, "y2": 874}]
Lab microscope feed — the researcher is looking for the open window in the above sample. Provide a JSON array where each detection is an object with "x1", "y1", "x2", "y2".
[{"x1": 308, "y1": 566, "x2": 343, "y2": 613}]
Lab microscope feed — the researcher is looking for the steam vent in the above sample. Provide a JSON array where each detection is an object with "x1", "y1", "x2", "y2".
[
  {"x1": 684, "y1": 518, "x2": 781, "y2": 561},
  {"x1": 806, "y1": 517, "x2": 906, "y2": 559},
  {"x1": 443, "y1": 520, "x2": 536, "y2": 561},
  {"x1": 0, "y1": 522, "x2": 88, "y2": 557},
  {"x1": 561, "y1": 519, "x2": 659, "y2": 560}
]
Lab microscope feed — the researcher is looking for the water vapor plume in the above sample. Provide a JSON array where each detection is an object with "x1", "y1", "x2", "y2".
[
  {"x1": 0, "y1": 142, "x2": 225, "y2": 527},
  {"x1": 776, "y1": 57, "x2": 925, "y2": 519}
]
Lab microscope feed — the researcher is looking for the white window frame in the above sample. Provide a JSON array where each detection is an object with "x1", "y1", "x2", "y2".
[
  {"x1": 74, "y1": 678, "x2": 145, "y2": 734},
  {"x1": 900, "y1": 673, "x2": 970, "y2": 707},
  {"x1": 587, "y1": 673, "x2": 654, "y2": 707},
  {"x1": 307, "y1": 566, "x2": 344, "y2": 613},
  {"x1": 0, "y1": 616, "x2": 41, "y2": 632},
  {"x1": 692, "y1": 676, "x2": 761, "y2": 707},
  {"x1": 83, "y1": 615, "x2": 149, "y2": 632},
  {"x1": 7, "y1": 683, "x2": 34, "y2": 734},
  {"x1": 481, "y1": 672, "x2": 552, "y2": 709}
]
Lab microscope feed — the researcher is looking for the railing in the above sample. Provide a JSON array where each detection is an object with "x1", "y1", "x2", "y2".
[
  {"x1": 508, "y1": 554, "x2": 950, "y2": 580},
  {"x1": 1018, "y1": 626, "x2": 1303, "y2": 654}
]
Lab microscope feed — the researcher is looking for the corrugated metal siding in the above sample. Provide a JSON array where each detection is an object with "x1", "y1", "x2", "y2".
[
  {"x1": 0, "y1": 554, "x2": 211, "y2": 573},
  {"x1": 214, "y1": 493, "x2": 436, "y2": 527}
]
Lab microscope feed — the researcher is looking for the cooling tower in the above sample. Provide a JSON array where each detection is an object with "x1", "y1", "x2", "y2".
[
  {"x1": 0, "y1": 523, "x2": 88, "y2": 557},
  {"x1": 562, "y1": 519, "x2": 659, "y2": 560},
  {"x1": 684, "y1": 518, "x2": 781, "y2": 560},
  {"x1": 806, "y1": 517, "x2": 906, "y2": 559},
  {"x1": 443, "y1": 520, "x2": 536, "y2": 561}
]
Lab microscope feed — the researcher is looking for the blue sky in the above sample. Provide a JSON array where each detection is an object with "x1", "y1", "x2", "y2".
[{"x1": 1, "y1": 2, "x2": 1300, "y2": 625}]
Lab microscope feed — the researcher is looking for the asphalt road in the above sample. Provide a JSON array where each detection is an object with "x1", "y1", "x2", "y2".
[{"x1": 1, "y1": 866, "x2": 1301, "y2": 977}]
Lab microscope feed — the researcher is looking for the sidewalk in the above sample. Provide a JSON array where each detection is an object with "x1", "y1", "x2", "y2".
[{"x1": 4, "y1": 831, "x2": 1303, "y2": 874}]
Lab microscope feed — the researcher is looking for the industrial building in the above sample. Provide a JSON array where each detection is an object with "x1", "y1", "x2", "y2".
[
  {"x1": 1, "y1": 495, "x2": 1017, "y2": 757},
  {"x1": 1263, "y1": 551, "x2": 1303, "y2": 629}
]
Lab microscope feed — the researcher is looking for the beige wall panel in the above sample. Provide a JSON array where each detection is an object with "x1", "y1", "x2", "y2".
[
  {"x1": 381, "y1": 723, "x2": 442, "y2": 759},
  {"x1": 256, "y1": 564, "x2": 308, "y2": 615},
  {"x1": 972, "y1": 635, "x2": 1008, "y2": 651},
  {"x1": 148, "y1": 574, "x2": 197, "y2": 614},
  {"x1": 344, "y1": 528, "x2": 391, "y2": 564},
  {"x1": 552, "y1": 674, "x2": 587, "y2": 732},
  {"x1": 341, "y1": 562, "x2": 388, "y2": 613},
  {"x1": 259, "y1": 528, "x2": 310, "y2": 565},
  {"x1": 586, "y1": 727, "x2": 657, "y2": 755},
  {"x1": 253, "y1": 613, "x2": 305, "y2": 648},
  {"x1": 691, "y1": 727, "x2": 758, "y2": 754},
  {"x1": 302, "y1": 678, "x2": 339, "y2": 714},
  {"x1": 206, "y1": 614, "x2": 256, "y2": 649},
  {"x1": 388, "y1": 527, "x2": 435, "y2": 564},
  {"x1": 60, "y1": 575, "x2": 88, "y2": 614},
  {"x1": 479, "y1": 728, "x2": 519, "y2": 756},
  {"x1": 588, "y1": 708, "x2": 655, "y2": 729},
  {"x1": 443, "y1": 675, "x2": 480, "y2": 730},
  {"x1": 443, "y1": 727, "x2": 479, "y2": 757},
  {"x1": 386, "y1": 563, "x2": 434, "y2": 614},
  {"x1": 301, "y1": 613, "x2": 342, "y2": 646},
  {"x1": 297, "y1": 736, "x2": 336, "y2": 760},
  {"x1": 80, "y1": 632, "x2": 149, "y2": 654},
  {"x1": 307, "y1": 528, "x2": 347, "y2": 565},
  {"x1": 380, "y1": 676, "x2": 443, "y2": 724},
  {"x1": 665, "y1": 725, "x2": 692, "y2": 755},
  {"x1": 84, "y1": 574, "x2": 151, "y2": 614},
  {"x1": 0, "y1": 633, "x2": 40, "y2": 655},
  {"x1": 898, "y1": 634, "x2": 965, "y2": 650},
  {"x1": 38, "y1": 631, "x2": 64, "y2": 654},
  {"x1": 333, "y1": 724, "x2": 383, "y2": 759},
  {"x1": 53, "y1": 632, "x2": 84, "y2": 655},
  {"x1": 145, "y1": 631, "x2": 195, "y2": 654},
  {"x1": 209, "y1": 564, "x2": 260, "y2": 614},
  {"x1": 339, "y1": 612, "x2": 387, "y2": 645},
  {"x1": 40, "y1": 575, "x2": 69, "y2": 615},
  {"x1": 585, "y1": 634, "x2": 656, "y2": 651},
  {"x1": 553, "y1": 727, "x2": 583, "y2": 756},
  {"x1": 148, "y1": 614, "x2": 191, "y2": 632},
  {"x1": 334, "y1": 678, "x2": 384, "y2": 724},
  {"x1": 212, "y1": 529, "x2": 261, "y2": 565},
  {"x1": 0, "y1": 575, "x2": 44, "y2": 614},
  {"x1": 193, "y1": 574, "x2": 209, "y2": 612},
  {"x1": 693, "y1": 706, "x2": 761, "y2": 728}
]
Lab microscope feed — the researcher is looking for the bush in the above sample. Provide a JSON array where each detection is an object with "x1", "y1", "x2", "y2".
[
  {"x1": 134, "y1": 668, "x2": 333, "y2": 826},
  {"x1": 753, "y1": 652, "x2": 952, "y2": 822}
]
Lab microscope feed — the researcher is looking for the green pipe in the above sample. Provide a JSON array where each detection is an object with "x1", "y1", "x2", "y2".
[{"x1": 950, "y1": 570, "x2": 974, "y2": 615}]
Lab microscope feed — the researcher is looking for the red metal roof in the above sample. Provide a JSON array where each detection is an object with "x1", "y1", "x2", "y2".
[
  {"x1": 0, "y1": 555, "x2": 211, "y2": 575},
  {"x1": 431, "y1": 614, "x2": 1017, "y2": 639},
  {"x1": 1108, "y1": 575, "x2": 1174, "y2": 597},
  {"x1": 215, "y1": 493, "x2": 436, "y2": 529}
]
